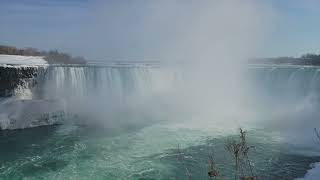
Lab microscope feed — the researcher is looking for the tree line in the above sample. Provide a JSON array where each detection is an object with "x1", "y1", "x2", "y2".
[
  {"x1": 0, "y1": 45, "x2": 86, "y2": 64},
  {"x1": 249, "y1": 53, "x2": 320, "y2": 66}
]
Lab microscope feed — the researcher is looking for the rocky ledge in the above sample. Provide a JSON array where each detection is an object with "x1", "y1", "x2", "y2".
[{"x1": 0, "y1": 66, "x2": 43, "y2": 97}]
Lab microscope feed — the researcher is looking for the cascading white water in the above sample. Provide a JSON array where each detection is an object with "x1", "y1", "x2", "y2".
[
  {"x1": 24, "y1": 65, "x2": 320, "y2": 131},
  {"x1": 247, "y1": 65, "x2": 320, "y2": 149},
  {"x1": 34, "y1": 65, "x2": 183, "y2": 127},
  {"x1": 3, "y1": 64, "x2": 320, "y2": 134},
  {"x1": 249, "y1": 65, "x2": 320, "y2": 102},
  {"x1": 41, "y1": 65, "x2": 179, "y2": 99}
]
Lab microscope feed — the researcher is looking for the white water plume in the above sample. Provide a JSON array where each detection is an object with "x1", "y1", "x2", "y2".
[{"x1": 64, "y1": 0, "x2": 274, "y2": 128}]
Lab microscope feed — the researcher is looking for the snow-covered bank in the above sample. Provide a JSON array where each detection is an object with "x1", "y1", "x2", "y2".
[
  {"x1": 0, "y1": 54, "x2": 47, "y2": 65},
  {"x1": 296, "y1": 162, "x2": 320, "y2": 180}
]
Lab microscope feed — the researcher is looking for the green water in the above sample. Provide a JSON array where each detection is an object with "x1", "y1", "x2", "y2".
[{"x1": 0, "y1": 120, "x2": 319, "y2": 180}]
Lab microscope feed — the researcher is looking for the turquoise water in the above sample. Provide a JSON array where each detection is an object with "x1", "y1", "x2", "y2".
[{"x1": 1, "y1": 120, "x2": 319, "y2": 180}]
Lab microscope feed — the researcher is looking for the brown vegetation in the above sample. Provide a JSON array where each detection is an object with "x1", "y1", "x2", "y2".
[
  {"x1": 0, "y1": 45, "x2": 86, "y2": 64},
  {"x1": 249, "y1": 53, "x2": 320, "y2": 66},
  {"x1": 207, "y1": 128, "x2": 256, "y2": 180},
  {"x1": 224, "y1": 128, "x2": 256, "y2": 180},
  {"x1": 176, "y1": 129, "x2": 257, "y2": 180}
]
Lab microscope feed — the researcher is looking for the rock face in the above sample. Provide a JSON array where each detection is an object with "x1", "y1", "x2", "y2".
[{"x1": 0, "y1": 66, "x2": 42, "y2": 97}]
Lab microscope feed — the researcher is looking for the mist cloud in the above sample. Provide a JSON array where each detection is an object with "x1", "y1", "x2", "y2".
[{"x1": 81, "y1": 0, "x2": 273, "y2": 62}]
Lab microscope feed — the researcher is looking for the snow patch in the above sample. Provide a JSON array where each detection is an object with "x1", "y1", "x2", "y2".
[
  {"x1": 296, "y1": 162, "x2": 320, "y2": 180},
  {"x1": 0, "y1": 55, "x2": 47, "y2": 65}
]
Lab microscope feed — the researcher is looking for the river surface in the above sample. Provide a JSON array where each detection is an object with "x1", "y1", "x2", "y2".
[{"x1": 0, "y1": 121, "x2": 319, "y2": 179}]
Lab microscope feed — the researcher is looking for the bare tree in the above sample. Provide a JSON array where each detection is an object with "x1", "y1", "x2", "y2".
[{"x1": 224, "y1": 128, "x2": 256, "y2": 180}]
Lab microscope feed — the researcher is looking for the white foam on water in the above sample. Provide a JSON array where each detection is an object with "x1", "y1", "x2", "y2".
[{"x1": 296, "y1": 162, "x2": 320, "y2": 180}]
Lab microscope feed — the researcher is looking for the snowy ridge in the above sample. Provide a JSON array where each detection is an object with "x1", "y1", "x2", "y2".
[{"x1": 0, "y1": 54, "x2": 47, "y2": 65}]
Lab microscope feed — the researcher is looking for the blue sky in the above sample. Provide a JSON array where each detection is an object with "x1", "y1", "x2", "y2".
[
  {"x1": 1, "y1": 0, "x2": 320, "y2": 60},
  {"x1": 263, "y1": 0, "x2": 320, "y2": 57}
]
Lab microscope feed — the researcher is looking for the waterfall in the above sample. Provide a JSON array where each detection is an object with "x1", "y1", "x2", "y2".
[
  {"x1": 2, "y1": 64, "x2": 320, "y2": 130},
  {"x1": 248, "y1": 65, "x2": 320, "y2": 147},
  {"x1": 248, "y1": 65, "x2": 320, "y2": 102},
  {"x1": 21, "y1": 65, "x2": 181, "y2": 127},
  {"x1": 0, "y1": 64, "x2": 184, "y2": 130},
  {"x1": 39, "y1": 65, "x2": 179, "y2": 100}
]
